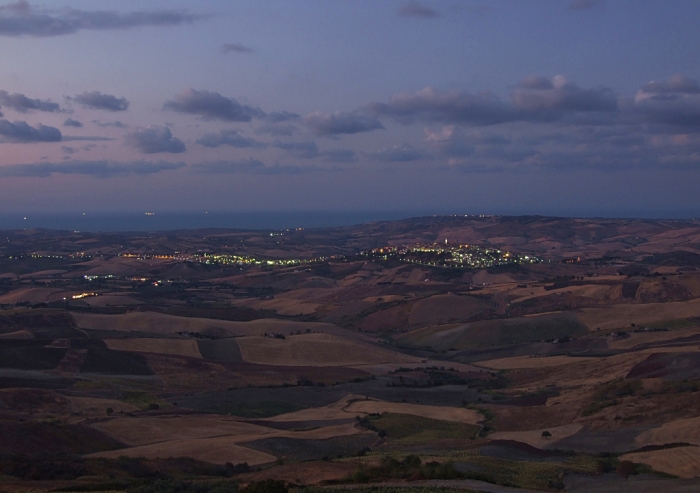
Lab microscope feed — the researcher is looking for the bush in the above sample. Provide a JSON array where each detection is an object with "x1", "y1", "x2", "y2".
[
  {"x1": 617, "y1": 460, "x2": 636, "y2": 479},
  {"x1": 347, "y1": 455, "x2": 463, "y2": 483},
  {"x1": 128, "y1": 479, "x2": 238, "y2": 493},
  {"x1": 243, "y1": 479, "x2": 287, "y2": 493}
]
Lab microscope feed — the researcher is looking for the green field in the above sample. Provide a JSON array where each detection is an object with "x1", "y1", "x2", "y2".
[{"x1": 362, "y1": 413, "x2": 480, "y2": 444}]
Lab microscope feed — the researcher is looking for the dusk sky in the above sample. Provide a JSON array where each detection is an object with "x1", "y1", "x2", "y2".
[{"x1": 1, "y1": 0, "x2": 699, "y2": 217}]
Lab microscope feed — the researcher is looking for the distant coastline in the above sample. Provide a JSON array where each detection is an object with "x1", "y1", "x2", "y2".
[
  {"x1": 0, "y1": 209, "x2": 696, "y2": 232},
  {"x1": 0, "y1": 211, "x2": 428, "y2": 232}
]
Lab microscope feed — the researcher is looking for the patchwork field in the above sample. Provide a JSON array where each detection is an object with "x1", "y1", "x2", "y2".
[
  {"x1": 577, "y1": 299, "x2": 700, "y2": 331},
  {"x1": 489, "y1": 424, "x2": 585, "y2": 448},
  {"x1": 88, "y1": 411, "x2": 369, "y2": 466},
  {"x1": 344, "y1": 399, "x2": 482, "y2": 424},
  {"x1": 621, "y1": 446, "x2": 700, "y2": 478},
  {"x1": 235, "y1": 333, "x2": 419, "y2": 366},
  {"x1": 396, "y1": 311, "x2": 587, "y2": 351},
  {"x1": 92, "y1": 414, "x2": 361, "y2": 446},
  {"x1": 2, "y1": 218, "x2": 700, "y2": 491},
  {"x1": 104, "y1": 338, "x2": 203, "y2": 358},
  {"x1": 266, "y1": 395, "x2": 481, "y2": 425},
  {"x1": 72, "y1": 312, "x2": 338, "y2": 336},
  {"x1": 475, "y1": 355, "x2": 597, "y2": 370},
  {"x1": 0, "y1": 288, "x2": 64, "y2": 304},
  {"x1": 635, "y1": 417, "x2": 700, "y2": 447},
  {"x1": 88, "y1": 438, "x2": 277, "y2": 466}
]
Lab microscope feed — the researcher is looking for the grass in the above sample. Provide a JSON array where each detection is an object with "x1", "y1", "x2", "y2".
[
  {"x1": 337, "y1": 452, "x2": 601, "y2": 491},
  {"x1": 300, "y1": 488, "x2": 477, "y2": 493},
  {"x1": 361, "y1": 413, "x2": 480, "y2": 444},
  {"x1": 121, "y1": 392, "x2": 172, "y2": 411},
  {"x1": 659, "y1": 379, "x2": 700, "y2": 394},
  {"x1": 453, "y1": 453, "x2": 600, "y2": 491},
  {"x1": 581, "y1": 379, "x2": 642, "y2": 417}
]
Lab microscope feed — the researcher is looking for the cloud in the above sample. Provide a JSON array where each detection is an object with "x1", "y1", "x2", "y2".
[
  {"x1": 0, "y1": 1, "x2": 203, "y2": 37},
  {"x1": 303, "y1": 111, "x2": 384, "y2": 135},
  {"x1": 265, "y1": 111, "x2": 301, "y2": 123},
  {"x1": 0, "y1": 119, "x2": 61, "y2": 142},
  {"x1": 164, "y1": 88, "x2": 262, "y2": 122},
  {"x1": 0, "y1": 160, "x2": 185, "y2": 177},
  {"x1": 367, "y1": 144, "x2": 426, "y2": 162},
  {"x1": 368, "y1": 78, "x2": 617, "y2": 126},
  {"x1": 568, "y1": 0, "x2": 604, "y2": 10},
  {"x1": 73, "y1": 91, "x2": 129, "y2": 111},
  {"x1": 222, "y1": 43, "x2": 253, "y2": 54},
  {"x1": 196, "y1": 129, "x2": 266, "y2": 148},
  {"x1": 425, "y1": 126, "x2": 475, "y2": 157},
  {"x1": 192, "y1": 158, "x2": 310, "y2": 175},
  {"x1": 63, "y1": 118, "x2": 82, "y2": 128},
  {"x1": 272, "y1": 141, "x2": 356, "y2": 162},
  {"x1": 634, "y1": 74, "x2": 700, "y2": 128},
  {"x1": 639, "y1": 74, "x2": 700, "y2": 95},
  {"x1": 273, "y1": 140, "x2": 318, "y2": 158},
  {"x1": 511, "y1": 75, "x2": 617, "y2": 112},
  {"x1": 0, "y1": 90, "x2": 60, "y2": 112},
  {"x1": 61, "y1": 135, "x2": 114, "y2": 142},
  {"x1": 60, "y1": 146, "x2": 76, "y2": 154},
  {"x1": 398, "y1": 2, "x2": 438, "y2": 18},
  {"x1": 124, "y1": 126, "x2": 186, "y2": 154},
  {"x1": 369, "y1": 87, "x2": 521, "y2": 125},
  {"x1": 92, "y1": 120, "x2": 129, "y2": 128}
]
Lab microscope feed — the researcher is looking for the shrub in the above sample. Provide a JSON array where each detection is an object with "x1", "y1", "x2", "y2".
[
  {"x1": 617, "y1": 460, "x2": 636, "y2": 479},
  {"x1": 243, "y1": 479, "x2": 287, "y2": 493}
]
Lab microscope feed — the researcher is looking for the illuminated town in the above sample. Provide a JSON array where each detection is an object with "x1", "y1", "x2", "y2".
[{"x1": 115, "y1": 241, "x2": 540, "y2": 270}]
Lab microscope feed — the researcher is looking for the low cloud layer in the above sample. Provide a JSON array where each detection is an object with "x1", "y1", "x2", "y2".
[
  {"x1": 634, "y1": 74, "x2": 700, "y2": 127},
  {"x1": 164, "y1": 88, "x2": 262, "y2": 122},
  {"x1": 125, "y1": 126, "x2": 185, "y2": 154},
  {"x1": 196, "y1": 129, "x2": 265, "y2": 148},
  {"x1": 192, "y1": 159, "x2": 309, "y2": 175},
  {"x1": 303, "y1": 111, "x2": 384, "y2": 135},
  {"x1": 0, "y1": 160, "x2": 185, "y2": 177},
  {"x1": 0, "y1": 119, "x2": 61, "y2": 142},
  {"x1": 93, "y1": 120, "x2": 129, "y2": 128},
  {"x1": 367, "y1": 144, "x2": 427, "y2": 162},
  {"x1": 368, "y1": 77, "x2": 617, "y2": 126},
  {"x1": 273, "y1": 140, "x2": 318, "y2": 158},
  {"x1": 74, "y1": 91, "x2": 129, "y2": 111},
  {"x1": 511, "y1": 75, "x2": 617, "y2": 112},
  {"x1": 63, "y1": 118, "x2": 82, "y2": 128},
  {"x1": 0, "y1": 1, "x2": 203, "y2": 37},
  {"x1": 0, "y1": 90, "x2": 60, "y2": 113}
]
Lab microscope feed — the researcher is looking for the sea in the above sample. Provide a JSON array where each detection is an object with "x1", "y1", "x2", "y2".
[
  {"x1": 0, "y1": 211, "x2": 434, "y2": 232},
  {"x1": 0, "y1": 208, "x2": 696, "y2": 232}
]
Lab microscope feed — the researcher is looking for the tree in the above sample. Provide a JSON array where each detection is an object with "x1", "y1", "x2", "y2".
[
  {"x1": 541, "y1": 430, "x2": 552, "y2": 439},
  {"x1": 617, "y1": 460, "x2": 636, "y2": 479},
  {"x1": 244, "y1": 479, "x2": 288, "y2": 493}
]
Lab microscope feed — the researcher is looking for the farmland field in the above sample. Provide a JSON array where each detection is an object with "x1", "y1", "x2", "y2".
[{"x1": 2, "y1": 217, "x2": 700, "y2": 491}]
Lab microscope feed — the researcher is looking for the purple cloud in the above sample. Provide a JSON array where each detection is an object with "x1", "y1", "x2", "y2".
[{"x1": 125, "y1": 125, "x2": 186, "y2": 153}]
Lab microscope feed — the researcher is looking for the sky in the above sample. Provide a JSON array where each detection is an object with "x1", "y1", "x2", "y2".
[{"x1": 0, "y1": 0, "x2": 699, "y2": 217}]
